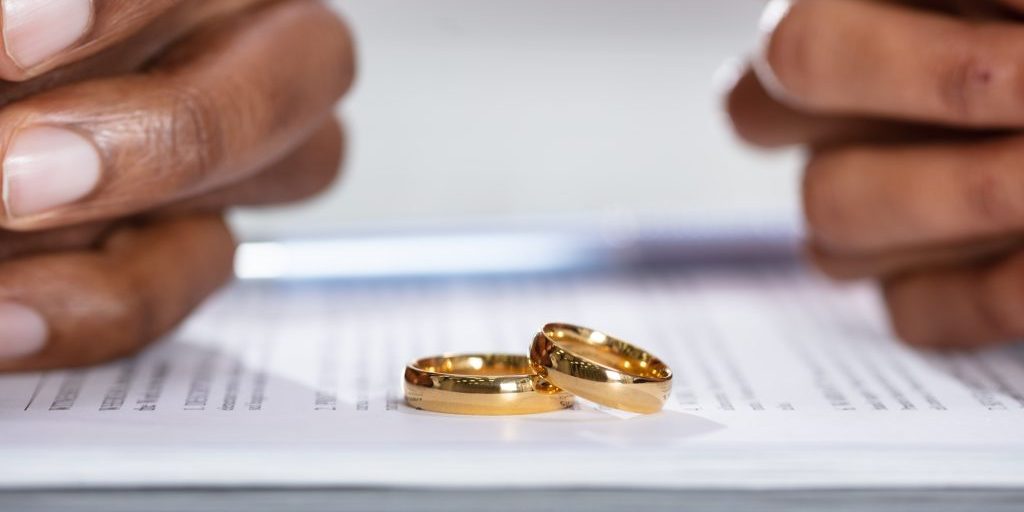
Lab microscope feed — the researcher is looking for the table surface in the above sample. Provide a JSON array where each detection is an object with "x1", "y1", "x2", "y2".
[{"x1": 8, "y1": 487, "x2": 1024, "y2": 512}]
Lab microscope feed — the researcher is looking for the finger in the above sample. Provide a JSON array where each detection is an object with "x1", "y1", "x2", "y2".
[
  {"x1": 0, "y1": 0, "x2": 174, "y2": 80},
  {"x1": 0, "y1": 0, "x2": 273, "y2": 81},
  {"x1": 803, "y1": 134, "x2": 1024, "y2": 254},
  {"x1": 0, "y1": 0, "x2": 356, "y2": 231},
  {"x1": 808, "y1": 236, "x2": 1024, "y2": 280},
  {"x1": 0, "y1": 0, "x2": 273, "y2": 108},
  {"x1": 0, "y1": 221, "x2": 109, "y2": 260},
  {"x1": 727, "y1": 66, "x2": 883, "y2": 148},
  {"x1": 0, "y1": 214, "x2": 234, "y2": 370},
  {"x1": 941, "y1": 0, "x2": 1016, "y2": 17},
  {"x1": 726, "y1": 67, "x2": 997, "y2": 148},
  {"x1": 758, "y1": 0, "x2": 1024, "y2": 127},
  {"x1": 884, "y1": 251, "x2": 1024, "y2": 348},
  {"x1": 0, "y1": 118, "x2": 343, "y2": 261},
  {"x1": 997, "y1": 0, "x2": 1024, "y2": 12}
]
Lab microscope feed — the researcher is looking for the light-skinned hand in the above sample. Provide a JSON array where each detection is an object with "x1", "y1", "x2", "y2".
[{"x1": 729, "y1": 0, "x2": 1024, "y2": 348}]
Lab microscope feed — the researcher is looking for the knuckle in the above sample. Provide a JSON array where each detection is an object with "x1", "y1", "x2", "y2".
[
  {"x1": 958, "y1": 140, "x2": 1024, "y2": 230},
  {"x1": 162, "y1": 83, "x2": 226, "y2": 184},
  {"x1": 41, "y1": 258, "x2": 152, "y2": 366},
  {"x1": 938, "y1": 41, "x2": 994, "y2": 124},
  {"x1": 933, "y1": 25, "x2": 1024, "y2": 125}
]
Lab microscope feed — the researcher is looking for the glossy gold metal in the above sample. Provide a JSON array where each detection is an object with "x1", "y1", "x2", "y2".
[
  {"x1": 404, "y1": 353, "x2": 575, "y2": 415},
  {"x1": 530, "y1": 323, "x2": 672, "y2": 414}
]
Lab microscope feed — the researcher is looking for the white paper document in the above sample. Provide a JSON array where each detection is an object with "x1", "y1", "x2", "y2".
[{"x1": 2, "y1": 266, "x2": 1023, "y2": 490}]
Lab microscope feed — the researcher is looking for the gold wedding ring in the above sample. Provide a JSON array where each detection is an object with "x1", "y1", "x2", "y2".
[
  {"x1": 530, "y1": 323, "x2": 672, "y2": 413},
  {"x1": 404, "y1": 353, "x2": 575, "y2": 415}
]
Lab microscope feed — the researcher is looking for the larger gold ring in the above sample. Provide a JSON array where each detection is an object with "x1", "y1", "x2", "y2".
[
  {"x1": 404, "y1": 353, "x2": 575, "y2": 415},
  {"x1": 530, "y1": 323, "x2": 672, "y2": 413}
]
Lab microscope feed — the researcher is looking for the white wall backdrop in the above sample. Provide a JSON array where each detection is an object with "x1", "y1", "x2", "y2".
[{"x1": 231, "y1": 0, "x2": 802, "y2": 240}]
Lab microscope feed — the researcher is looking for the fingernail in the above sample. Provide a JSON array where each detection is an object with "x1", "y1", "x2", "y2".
[
  {"x1": 0, "y1": 301, "x2": 47, "y2": 360},
  {"x1": 3, "y1": 0, "x2": 93, "y2": 70},
  {"x1": 3, "y1": 126, "x2": 102, "y2": 218}
]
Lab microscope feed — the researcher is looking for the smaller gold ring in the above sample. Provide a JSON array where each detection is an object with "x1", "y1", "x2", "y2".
[
  {"x1": 404, "y1": 353, "x2": 575, "y2": 415},
  {"x1": 530, "y1": 323, "x2": 672, "y2": 414}
]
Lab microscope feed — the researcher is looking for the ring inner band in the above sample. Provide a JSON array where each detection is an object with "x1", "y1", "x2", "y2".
[
  {"x1": 415, "y1": 354, "x2": 538, "y2": 377},
  {"x1": 404, "y1": 353, "x2": 574, "y2": 415},
  {"x1": 545, "y1": 325, "x2": 672, "y2": 381}
]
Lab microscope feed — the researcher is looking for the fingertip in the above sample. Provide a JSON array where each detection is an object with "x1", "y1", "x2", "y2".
[
  {"x1": 883, "y1": 268, "x2": 1010, "y2": 350},
  {"x1": 881, "y1": 277, "x2": 935, "y2": 347},
  {"x1": 804, "y1": 244, "x2": 863, "y2": 282},
  {"x1": 882, "y1": 275, "x2": 973, "y2": 349},
  {"x1": 753, "y1": 0, "x2": 801, "y2": 106},
  {"x1": 1, "y1": 125, "x2": 103, "y2": 225},
  {"x1": 283, "y1": 121, "x2": 346, "y2": 204},
  {"x1": 0, "y1": 300, "x2": 47, "y2": 361},
  {"x1": 0, "y1": 0, "x2": 356, "y2": 230},
  {"x1": 0, "y1": 0, "x2": 95, "y2": 81},
  {"x1": 327, "y1": 7, "x2": 358, "y2": 98},
  {"x1": 0, "y1": 51, "x2": 29, "y2": 81},
  {"x1": 724, "y1": 68, "x2": 779, "y2": 148},
  {"x1": 0, "y1": 215, "x2": 235, "y2": 372}
]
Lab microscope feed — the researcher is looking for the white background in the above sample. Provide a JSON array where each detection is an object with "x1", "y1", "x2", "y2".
[{"x1": 232, "y1": 0, "x2": 802, "y2": 240}]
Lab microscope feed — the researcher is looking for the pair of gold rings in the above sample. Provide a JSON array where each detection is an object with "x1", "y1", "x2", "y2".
[{"x1": 403, "y1": 323, "x2": 673, "y2": 415}]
